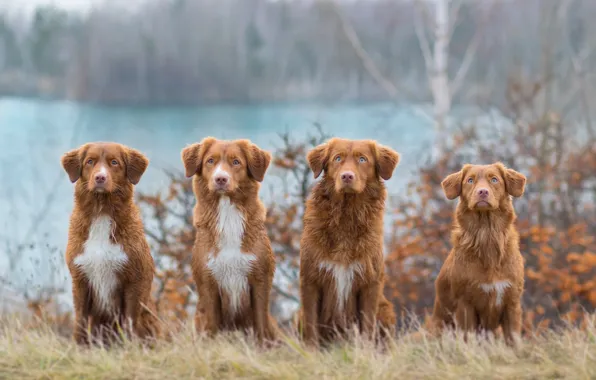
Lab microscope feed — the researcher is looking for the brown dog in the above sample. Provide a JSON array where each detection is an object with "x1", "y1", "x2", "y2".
[
  {"x1": 61, "y1": 142, "x2": 159, "y2": 345},
  {"x1": 181, "y1": 137, "x2": 277, "y2": 343},
  {"x1": 431, "y1": 162, "x2": 526, "y2": 345},
  {"x1": 299, "y1": 138, "x2": 399, "y2": 346}
]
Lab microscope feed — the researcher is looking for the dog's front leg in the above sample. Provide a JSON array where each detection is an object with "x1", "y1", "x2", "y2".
[
  {"x1": 455, "y1": 299, "x2": 477, "y2": 341},
  {"x1": 198, "y1": 275, "x2": 222, "y2": 336},
  {"x1": 69, "y1": 266, "x2": 92, "y2": 345},
  {"x1": 501, "y1": 300, "x2": 522, "y2": 346},
  {"x1": 300, "y1": 280, "x2": 321, "y2": 347},
  {"x1": 122, "y1": 280, "x2": 152, "y2": 339},
  {"x1": 358, "y1": 280, "x2": 381, "y2": 340},
  {"x1": 251, "y1": 273, "x2": 273, "y2": 344}
]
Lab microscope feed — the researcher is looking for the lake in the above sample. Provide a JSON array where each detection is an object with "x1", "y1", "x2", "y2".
[{"x1": 0, "y1": 97, "x2": 438, "y2": 306}]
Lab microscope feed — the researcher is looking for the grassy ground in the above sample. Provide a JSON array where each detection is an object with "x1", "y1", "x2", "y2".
[{"x1": 1, "y1": 317, "x2": 595, "y2": 380}]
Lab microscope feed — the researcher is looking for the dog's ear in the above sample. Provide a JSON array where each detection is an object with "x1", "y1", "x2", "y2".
[
  {"x1": 502, "y1": 165, "x2": 526, "y2": 198},
  {"x1": 240, "y1": 140, "x2": 271, "y2": 182},
  {"x1": 374, "y1": 143, "x2": 400, "y2": 180},
  {"x1": 307, "y1": 142, "x2": 330, "y2": 179},
  {"x1": 181, "y1": 137, "x2": 215, "y2": 178},
  {"x1": 125, "y1": 147, "x2": 149, "y2": 185},
  {"x1": 61, "y1": 145, "x2": 86, "y2": 183},
  {"x1": 441, "y1": 170, "x2": 463, "y2": 200}
]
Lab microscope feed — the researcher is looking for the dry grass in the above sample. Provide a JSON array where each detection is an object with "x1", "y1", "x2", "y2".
[{"x1": 1, "y1": 316, "x2": 596, "y2": 379}]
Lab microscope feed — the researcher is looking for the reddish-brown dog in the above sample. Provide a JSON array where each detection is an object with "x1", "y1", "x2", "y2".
[
  {"x1": 431, "y1": 162, "x2": 526, "y2": 345},
  {"x1": 61, "y1": 142, "x2": 159, "y2": 345},
  {"x1": 299, "y1": 138, "x2": 399, "y2": 346},
  {"x1": 181, "y1": 137, "x2": 277, "y2": 343}
]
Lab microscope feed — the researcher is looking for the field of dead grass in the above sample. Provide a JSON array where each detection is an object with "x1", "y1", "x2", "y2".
[{"x1": 1, "y1": 316, "x2": 595, "y2": 379}]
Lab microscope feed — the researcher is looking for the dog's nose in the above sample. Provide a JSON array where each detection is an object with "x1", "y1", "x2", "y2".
[
  {"x1": 341, "y1": 171, "x2": 355, "y2": 183},
  {"x1": 214, "y1": 175, "x2": 229, "y2": 186},
  {"x1": 95, "y1": 173, "x2": 107, "y2": 184},
  {"x1": 477, "y1": 188, "x2": 489, "y2": 198}
]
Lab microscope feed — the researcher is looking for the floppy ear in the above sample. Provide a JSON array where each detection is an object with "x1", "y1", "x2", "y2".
[
  {"x1": 61, "y1": 147, "x2": 82, "y2": 183},
  {"x1": 375, "y1": 144, "x2": 400, "y2": 180},
  {"x1": 181, "y1": 143, "x2": 201, "y2": 178},
  {"x1": 244, "y1": 143, "x2": 271, "y2": 182},
  {"x1": 181, "y1": 137, "x2": 215, "y2": 178},
  {"x1": 126, "y1": 148, "x2": 149, "y2": 185},
  {"x1": 307, "y1": 142, "x2": 329, "y2": 179},
  {"x1": 504, "y1": 168, "x2": 526, "y2": 197},
  {"x1": 441, "y1": 170, "x2": 463, "y2": 200}
]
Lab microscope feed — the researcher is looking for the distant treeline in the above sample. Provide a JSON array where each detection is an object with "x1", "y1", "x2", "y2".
[{"x1": 0, "y1": 0, "x2": 592, "y2": 106}]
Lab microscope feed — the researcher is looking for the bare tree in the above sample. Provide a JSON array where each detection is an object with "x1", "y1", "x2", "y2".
[{"x1": 414, "y1": 0, "x2": 492, "y2": 146}]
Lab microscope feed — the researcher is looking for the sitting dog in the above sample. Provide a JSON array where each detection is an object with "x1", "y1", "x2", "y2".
[
  {"x1": 61, "y1": 142, "x2": 159, "y2": 345},
  {"x1": 181, "y1": 137, "x2": 277, "y2": 343},
  {"x1": 299, "y1": 138, "x2": 399, "y2": 346},
  {"x1": 431, "y1": 162, "x2": 526, "y2": 345}
]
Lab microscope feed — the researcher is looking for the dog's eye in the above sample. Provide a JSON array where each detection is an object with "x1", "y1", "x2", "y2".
[
  {"x1": 467, "y1": 178, "x2": 474, "y2": 184},
  {"x1": 207, "y1": 158, "x2": 214, "y2": 164},
  {"x1": 86, "y1": 159, "x2": 93, "y2": 166},
  {"x1": 334, "y1": 156, "x2": 341, "y2": 162},
  {"x1": 359, "y1": 156, "x2": 367, "y2": 163},
  {"x1": 111, "y1": 160, "x2": 118, "y2": 166},
  {"x1": 491, "y1": 177, "x2": 498, "y2": 183},
  {"x1": 233, "y1": 159, "x2": 240, "y2": 166}
]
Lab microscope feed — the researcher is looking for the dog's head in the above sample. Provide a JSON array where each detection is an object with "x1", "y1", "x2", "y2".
[
  {"x1": 441, "y1": 162, "x2": 526, "y2": 211},
  {"x1": 307, "y1": 138, "x2": 400, "y2": 194},
  {"x1": 61, "y1": 142, "x2": 149, "y2": 194},
  {"x1": 181, "y1": 137, "x2": 271, "y2": 195}
]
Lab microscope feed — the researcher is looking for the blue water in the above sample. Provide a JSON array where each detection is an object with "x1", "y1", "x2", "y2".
[{"x1": 0, "y1": 97, "x2": 436, "y2": 305}]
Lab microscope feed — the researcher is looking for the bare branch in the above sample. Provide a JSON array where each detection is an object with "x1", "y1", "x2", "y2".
[
  {"x1": 449, "y1": 25, "x2": 482, "y2": 97},
  {"x1": 450, "y1": 1, "x2": 495, "y2": 97},
  {"x1": 448, "y1": 0, "x2": 465, "y2": 41},
  {"x1": 414, "y1": 0, "x2": 433, "y2": 72},
  {"x1": 331, "y1": 1, "x2": 401, "y2": 100},
  {"x1": 272, "y1": 285, "x2": 299, "y2": 304}
]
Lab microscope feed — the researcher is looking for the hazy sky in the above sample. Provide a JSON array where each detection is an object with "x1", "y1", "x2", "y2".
[{"x1": 0, "y1": 0, "x2": 147, "y2": 14}]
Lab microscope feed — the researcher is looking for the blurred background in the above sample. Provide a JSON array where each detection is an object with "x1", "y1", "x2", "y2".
[{"x1": 0, "y1": 0, "x2": 594, "y2": 334}]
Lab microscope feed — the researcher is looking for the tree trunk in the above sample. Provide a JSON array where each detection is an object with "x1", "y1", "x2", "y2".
[{"x1": 431, "y1": 0, "x2": 451, "y2": 149}]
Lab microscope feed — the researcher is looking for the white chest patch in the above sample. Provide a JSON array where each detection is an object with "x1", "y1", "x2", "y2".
[
  {"x1": 480, "y1": 280, "x2": 511, "y2": 307},
  {"x1": 319, "y1": 261, "x2": 363, "y2": 312},
  {"x1": 207, "y1": 197, "x2": 256, "y2": 315},
  {"x1": 73, "y1": 215, "x2": 128, "y2": 315}
]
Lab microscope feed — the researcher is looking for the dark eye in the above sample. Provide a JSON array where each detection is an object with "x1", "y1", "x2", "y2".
[
  {"x1": 111, "y1": 160, "x2": 118, "y2": 166},
  {"x1": 86, "y1": 159, "x2": 93, "y2": 166},
  {"x1": 467, "y1": 178, "x2": 474, "y2": 184},
  {"x1": 335, "y1": 156, "x2": 341, "y2": 162},
  {"x1": 207, "y1": 158, "x2": 214, "y2": 164},
  {"x1": 359, "y1": 156, "x2": 367, "y2": 163},
  {"x1": 491, "y1": 177, "x2": 498, "y2": 183},
  {"x1": 233, "y1": 159, "x2": 240, "y2": 166}
]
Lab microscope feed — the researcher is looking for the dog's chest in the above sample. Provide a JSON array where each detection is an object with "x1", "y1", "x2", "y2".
[
  {"x1": 479, "y1": 280, "x2": 511, "y2": 307},
  {"x1": 74, "y1": 215, "x2": 128, "y2": 315},
  {"x1": 207, "y1": 197, "x2": 256, "y2": 314},
  {"x1": 319, "y1": 261, "x2": 363, "y2": 312}
]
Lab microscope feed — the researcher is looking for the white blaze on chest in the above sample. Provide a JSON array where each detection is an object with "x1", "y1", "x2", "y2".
[
  {"x1": 73, "y1": 215, "x2": 128, "y2": 315},
  {"x1": 480, "y1": 280, "x2": 511, "y2": 307},
  {"x1": 207, "y1": 196, "x2": 256, "y2": 315},
  {"x1": 319, "y1": 261, "x2": 363, "y2": 312}
]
